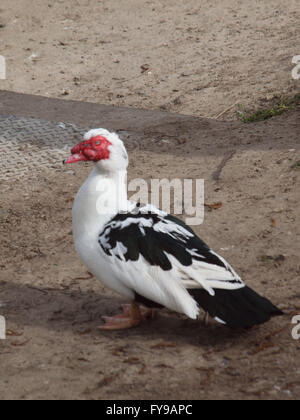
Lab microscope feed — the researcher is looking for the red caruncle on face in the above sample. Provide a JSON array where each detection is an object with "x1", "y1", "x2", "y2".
[{"x1": 64, "y1": 135, "x2": 112, "y2": 164}]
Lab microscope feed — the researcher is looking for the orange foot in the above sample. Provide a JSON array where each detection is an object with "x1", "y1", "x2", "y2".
[{"x1": 99, "y1": 303, "x2": 155, "y2": 330}]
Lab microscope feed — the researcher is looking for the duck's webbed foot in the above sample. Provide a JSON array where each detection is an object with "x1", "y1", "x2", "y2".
[{"x1": 99, "y1": 303, "x2": 155, "y2": 330}]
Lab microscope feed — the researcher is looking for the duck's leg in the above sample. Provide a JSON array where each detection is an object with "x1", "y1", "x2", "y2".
[
  {"x1": 203, "y1": 311, "x2": 210, "y2": 326},
  {"x1": 99, "y1": 303, "x2": 155, "y2": 330}
]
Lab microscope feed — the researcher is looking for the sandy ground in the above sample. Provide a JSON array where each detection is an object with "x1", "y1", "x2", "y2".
[
  {"x1": 0, "y1": 0, "x2": 300, "y2": 401},
  {"x1": 0, "y1": 0, "x2": 299, "y2": 119}
]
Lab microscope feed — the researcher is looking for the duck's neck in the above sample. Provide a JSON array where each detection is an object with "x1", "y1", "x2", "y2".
[{"x1": 72, "y1": 167, "x2": 128, "y2": 238}]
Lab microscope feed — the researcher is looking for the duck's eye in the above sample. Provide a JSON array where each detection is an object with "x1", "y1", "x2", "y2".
[{"x1": 95, "y1": 141, "x2": 101, "y2": 145}]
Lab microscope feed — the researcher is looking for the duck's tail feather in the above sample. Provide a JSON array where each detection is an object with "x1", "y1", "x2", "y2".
[{"x1": 189, "y1": 286, "x2": 283, "y2": 328}]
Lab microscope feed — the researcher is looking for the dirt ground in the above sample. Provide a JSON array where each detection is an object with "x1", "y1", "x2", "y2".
[
  {"x1": 0, "y1": 0, "x2": 299, "y2": 119},
  {"x1": 0, "y1": 0, "x2": 300, "y2": 401}
]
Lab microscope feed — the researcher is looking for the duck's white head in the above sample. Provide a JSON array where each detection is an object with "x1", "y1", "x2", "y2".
[{"x1": 64, "y1": 128, "x2": 129, "y2": 172}]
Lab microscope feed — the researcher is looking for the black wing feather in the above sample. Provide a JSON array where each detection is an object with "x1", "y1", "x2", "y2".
[{"x1": 98, "y1": 206, "x2": 225, "y2": 271}]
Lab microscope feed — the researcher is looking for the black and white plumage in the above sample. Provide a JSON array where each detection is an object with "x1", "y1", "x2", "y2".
[{"x1": 64, "y1": 128, "x2": 283, "y2": 329}]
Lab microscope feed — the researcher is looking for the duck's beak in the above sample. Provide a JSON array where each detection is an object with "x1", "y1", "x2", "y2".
[{"x1": 63, "y1": 152, "x2": 88, "y2": 164}]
